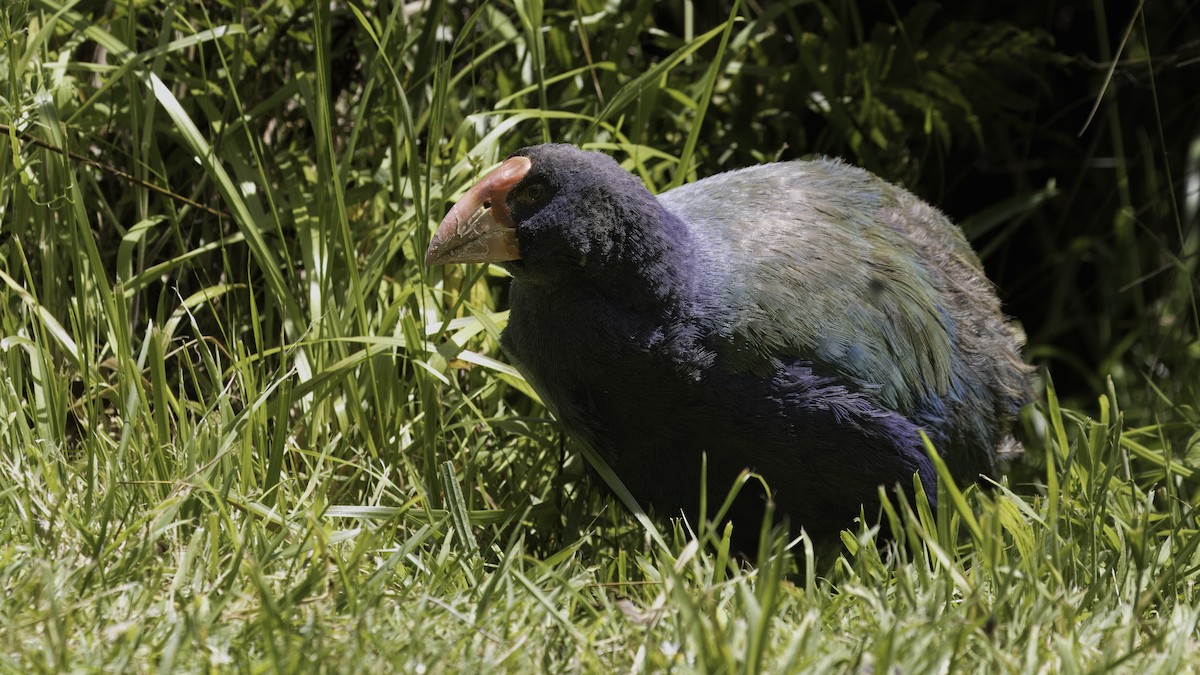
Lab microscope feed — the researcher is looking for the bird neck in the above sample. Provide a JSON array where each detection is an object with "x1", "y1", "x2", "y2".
[
  {"x1": 602, "y1": 200, "x2": 702, "y2": 314},
  {"x1": 510, "y1": 189, "x2": 706, "y2": 317}
]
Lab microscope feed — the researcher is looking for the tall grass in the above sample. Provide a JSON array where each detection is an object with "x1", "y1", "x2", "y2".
[{"x1": 1, "y1": 0, "x2": 1197, "y2": 671}]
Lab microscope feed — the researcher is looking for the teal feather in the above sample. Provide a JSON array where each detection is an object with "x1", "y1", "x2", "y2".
[{"x1": 662, "y1": 157, "x2": 1030, "y2": 477}]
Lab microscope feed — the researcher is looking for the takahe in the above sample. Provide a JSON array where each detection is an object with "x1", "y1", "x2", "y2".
[{"x1": 427, "y1": 144, "x2": 1031, "y2": 541}]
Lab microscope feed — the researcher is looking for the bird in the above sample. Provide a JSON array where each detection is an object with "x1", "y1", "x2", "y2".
[{"x1": 426, "y1": 143, "x2": 1031, "y2": 544}]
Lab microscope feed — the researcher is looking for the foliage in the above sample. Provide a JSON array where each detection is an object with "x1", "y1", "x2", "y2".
[{"x1": 1, "y1": 0, "x2": 1197, "y2": 671}]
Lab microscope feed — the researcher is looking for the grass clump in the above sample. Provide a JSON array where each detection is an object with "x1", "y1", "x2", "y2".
[{"x1": 1, "y1": 0, "x2": 1197, "y2": 671}]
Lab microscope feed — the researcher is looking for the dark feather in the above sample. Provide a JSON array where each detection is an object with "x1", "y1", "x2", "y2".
[{"x1": 428, "y1": 143, "x2": 1032, "y2": 543}]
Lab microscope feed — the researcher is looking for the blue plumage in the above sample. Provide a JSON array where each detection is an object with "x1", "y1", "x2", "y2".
[{"x1": 427, "y1": 144, "x2": 1031, "y2": 541}]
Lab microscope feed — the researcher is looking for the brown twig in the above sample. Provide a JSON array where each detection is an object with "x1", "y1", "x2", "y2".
[{"x1": 0, "y1": 121, "x2": 232, "y2": 220}]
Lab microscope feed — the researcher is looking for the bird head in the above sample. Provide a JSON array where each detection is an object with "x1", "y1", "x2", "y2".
[{"x1": 425, "y1": 144, "x2": 663, "y2": 283}]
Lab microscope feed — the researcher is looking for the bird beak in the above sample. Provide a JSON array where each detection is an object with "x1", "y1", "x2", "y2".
[{"x1": 425, "y1": 156, "x2": 531, "y2": 266}]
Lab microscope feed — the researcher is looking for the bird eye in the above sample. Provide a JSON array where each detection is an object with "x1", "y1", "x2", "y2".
[
  {"x1": 516, "y1": 182, "x2": 549, "y2": 206},
  {"x1": 516, "y1": 182, "x2": 546, "y2": 205}
]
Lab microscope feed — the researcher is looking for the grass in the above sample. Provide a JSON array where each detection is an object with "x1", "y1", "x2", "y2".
[{"x1": 2, "y1": 0, "x2": 1198, "y2": 671}]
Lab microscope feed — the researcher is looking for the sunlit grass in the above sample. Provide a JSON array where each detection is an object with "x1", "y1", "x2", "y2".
[{"x1": 1, "y1": 0, "x2": 1197, "y2": 671}]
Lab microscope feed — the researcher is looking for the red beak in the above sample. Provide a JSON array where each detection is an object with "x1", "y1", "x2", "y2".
[{"x1": 425, "y1": 156, "x2": 532, "y2": 266}]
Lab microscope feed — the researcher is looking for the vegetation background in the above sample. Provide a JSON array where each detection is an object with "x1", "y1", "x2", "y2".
[{"x1": 2, "y1": 0, "x2": 1198, "y2": 671}]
